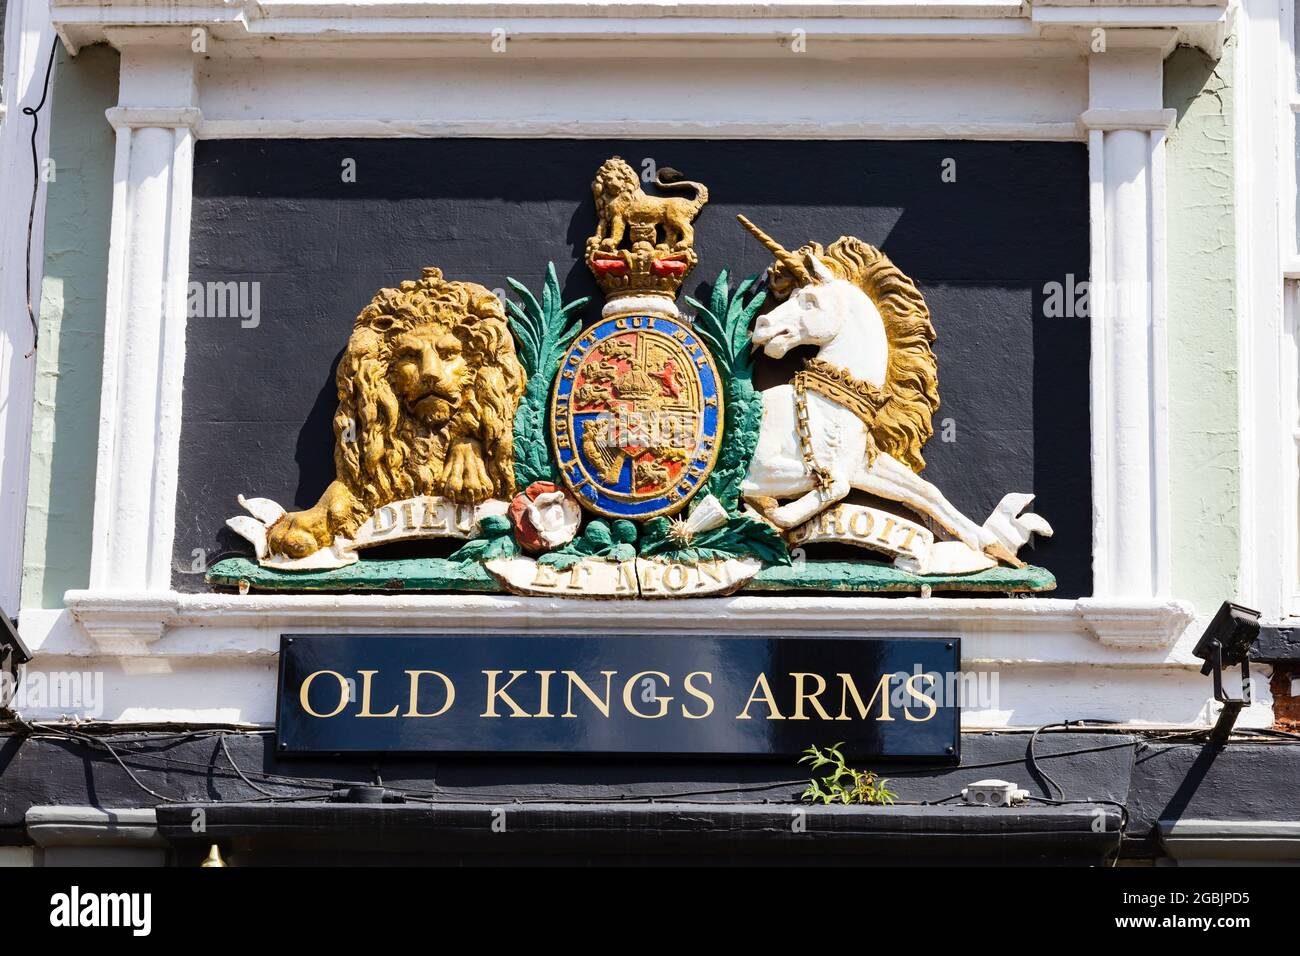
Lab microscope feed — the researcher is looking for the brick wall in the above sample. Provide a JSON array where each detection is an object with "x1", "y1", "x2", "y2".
[{"x1": 1270, "y1": 665, "x2": 1300, "y2": 732}]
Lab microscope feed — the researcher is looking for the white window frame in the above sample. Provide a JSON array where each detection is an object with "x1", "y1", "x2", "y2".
[
  {"x1": 1284, "y1": 0, "x2": 1300, "y2": 616},
  {"x1": 1238, "y1": 0, "x2": 1300, "y2": 621}
]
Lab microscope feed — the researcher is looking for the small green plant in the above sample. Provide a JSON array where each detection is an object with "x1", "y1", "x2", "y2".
[{"x1": 799, "y1": 743, "x2": 897, "y2": 806}]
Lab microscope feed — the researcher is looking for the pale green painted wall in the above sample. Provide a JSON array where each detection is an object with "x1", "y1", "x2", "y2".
[
  {"x1": 1164, "y1": 40, "x2": 1241, "y2": 610},
  {"x1": 21, "y1": 44, "x2": 118, "y2": 609}
]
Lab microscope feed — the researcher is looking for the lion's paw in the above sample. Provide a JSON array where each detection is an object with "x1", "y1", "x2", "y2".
[{"x1": 441, "y1": 440, "x2": 494, "y2": 504}]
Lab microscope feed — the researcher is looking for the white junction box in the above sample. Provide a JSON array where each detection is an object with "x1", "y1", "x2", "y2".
[{"x1": 962, "y1": 780, "x2": 1030, "y2": 807}]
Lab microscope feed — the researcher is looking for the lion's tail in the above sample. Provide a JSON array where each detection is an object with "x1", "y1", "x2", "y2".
[{"x1": 656, "y1": 169, "x2": 708, "y2": 212}]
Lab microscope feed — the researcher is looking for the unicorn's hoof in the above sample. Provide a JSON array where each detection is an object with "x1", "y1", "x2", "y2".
[{"x1": 768, "y1": 510, "x2": 797, "y2": 530}]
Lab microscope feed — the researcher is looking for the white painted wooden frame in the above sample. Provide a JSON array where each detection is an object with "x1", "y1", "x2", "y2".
[
  {"x1": 1277, "y1": 0, "x2": 1299, "y2": 621},
  {"x1": 22, "y1": 1, "x2": 1242, "y2": 725},
  {"x1": 1239, "y1": 0, "x2": 1297, "y2": 622},
  {"x1": 1270, "y1": 0, "x2": 1300, "y2": 620}
]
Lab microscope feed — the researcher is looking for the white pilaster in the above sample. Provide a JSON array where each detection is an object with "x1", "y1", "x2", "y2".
[
  {"x1": 1082, "y1": 33, "x2": 1176, "y2": 599},
  {"x1": 88, "y1": 34, "x2": 197, "y2": 598},
  {"x1": 1237, "y1": 0, "x2": 1291, "y2": 621}
]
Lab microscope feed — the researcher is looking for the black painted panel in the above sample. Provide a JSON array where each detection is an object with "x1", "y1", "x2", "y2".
[{"x1": 177, "y1": 139, "x2": 1091, "y2": 596}]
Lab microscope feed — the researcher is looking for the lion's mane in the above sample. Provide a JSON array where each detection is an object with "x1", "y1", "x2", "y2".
[
  {"x1": 591, "y1": 157, "x2": 641, "y2": 224},
  {"x1": 330, "y1": 267, "x2": 525, "y2": 534}
]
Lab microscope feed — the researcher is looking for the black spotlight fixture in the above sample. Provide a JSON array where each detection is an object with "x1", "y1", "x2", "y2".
[
  {"x1": 1191, "y1": 601, "x2": 1261, "y2": 745},
  {"x1": 0, "y1": 610, "x2": 32, "y2": 712}
]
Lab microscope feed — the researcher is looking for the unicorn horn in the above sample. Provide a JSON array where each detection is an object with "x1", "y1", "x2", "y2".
[{"x1": 736, "y1": 214, "x2": 812, "y2": 286}]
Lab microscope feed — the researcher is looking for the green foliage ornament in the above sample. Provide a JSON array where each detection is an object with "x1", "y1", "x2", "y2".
[
  {"x1": 506, "y1": 263, "x2": 589, "y2": 489},
  {"x1": 447, "y1": 515, "x2": 520, "y2": 562},
  {"x1": 538, "y1": 519, "x2": 639, "y2": 570},
  {"x1": 638, "y1": 512, "x2": 788, "y2": 566},
  {"x1": 688, "y1": 269, "x2": 768, "y2": 510}
]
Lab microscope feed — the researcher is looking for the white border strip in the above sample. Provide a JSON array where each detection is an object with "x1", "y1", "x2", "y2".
[
  {"x1": 195, "y1": 118, "x2": 1086, "y2": 141},
  {"x1": 53, "y1": 590, "x2": 1195, "y2": 653}
]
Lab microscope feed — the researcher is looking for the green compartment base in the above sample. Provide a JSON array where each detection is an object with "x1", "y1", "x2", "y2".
[
  {"x1": 205, "y1": 557, "x2": 501, "y2": 592},
  {"x1": 747, "y1": 561, "x2": 1055, "y2": 594},
  {"x1": 207, "y1": 556, "x2": 1055, "y2": 595}
]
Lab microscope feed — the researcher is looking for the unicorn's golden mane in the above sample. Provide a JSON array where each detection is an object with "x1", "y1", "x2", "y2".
[{"x1": 770, "y1": 236, "x2": 940, "y2": 472}]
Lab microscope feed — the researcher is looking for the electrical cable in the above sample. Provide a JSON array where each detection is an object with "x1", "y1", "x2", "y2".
[
  {"x1": 1027, "y1": 721, "x2": 1071, "y2": 799},
  {"x1": 219, "y1": 732, "x2": 288, "y2": 798},
  {"x1": 2, "y1": 720, "x2": 1279, "y2": 808},
  {"x1": 21, "y1": 38, "x2": 58, "y2": 356},
  {"x1": 19, "y1": 719, "x2": 184, "y2": 803},
  {"x1": 1230, "y1": 726, "x2": 1300, "y2": 741},
  {"x1": 883, "y1": 728, "x2": 1211, "y2": 779},
  {"x1": 23, "y1": 724, "x2": 337, "y2": 794},
  {"x1": 918, "y1": 792, "x2": 966, "y2": 805}
]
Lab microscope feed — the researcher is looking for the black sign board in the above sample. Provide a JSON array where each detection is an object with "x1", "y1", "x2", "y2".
[{"x1": 276, "y1": 634, "x2": 960, "y2": 758}]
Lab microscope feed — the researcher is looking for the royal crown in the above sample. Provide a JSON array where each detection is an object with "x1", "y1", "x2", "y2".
[
  {"x1": 614, "y1": 366, "x2": 660, "y2": 402},
  {"x1": 586, "y1": 157, "x2": 708, "y2": 307}
]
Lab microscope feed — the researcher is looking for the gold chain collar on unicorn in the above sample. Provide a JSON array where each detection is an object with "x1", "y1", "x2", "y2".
[
  {"x1": 793, "y1": 357, "x2": 893, "y2": 491},
  {"x1": 796, "y1": 357, "x2": 892, "y2": 431}
]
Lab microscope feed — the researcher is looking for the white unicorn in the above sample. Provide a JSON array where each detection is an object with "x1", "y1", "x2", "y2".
[{"x1": 736, "y1": 217, "x2": 1050, "y2": 568}]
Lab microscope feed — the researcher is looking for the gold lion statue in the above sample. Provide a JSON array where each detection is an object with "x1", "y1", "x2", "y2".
[
  {"x1": 591, "y1": 157, "x2": 709, "y2": 252},
  {"x1": 265, "y1": 267, "x2": 525, "y2": 559}
]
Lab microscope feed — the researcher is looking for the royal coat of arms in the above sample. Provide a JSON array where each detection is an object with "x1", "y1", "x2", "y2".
[
  {"x1": 552, "y1": 315, "x2": 722, "y2": 519},
  {"x1": 215, "y1": 156, "x2": 1054, "y2": 598}
]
